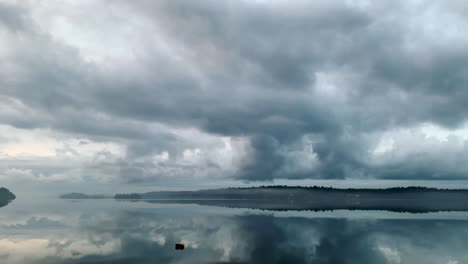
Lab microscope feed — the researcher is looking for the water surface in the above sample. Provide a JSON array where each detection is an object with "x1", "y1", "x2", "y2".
[{"x1": 0, "y1": 197, "x2": 467, "y2": 263}]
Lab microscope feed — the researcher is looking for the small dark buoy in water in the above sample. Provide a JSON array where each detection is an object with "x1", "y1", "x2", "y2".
[{"x1": 175, "y1": 243, "x2": 185, "y2": 250}]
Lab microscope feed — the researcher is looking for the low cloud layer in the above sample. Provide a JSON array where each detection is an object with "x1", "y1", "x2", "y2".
[{"x1": 1, "y1": 0, "x2": 468, "y2": 186}]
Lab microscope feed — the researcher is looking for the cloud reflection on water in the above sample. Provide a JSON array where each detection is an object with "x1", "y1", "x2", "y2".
[{"x1": 0, "y1": 202, "x2": 467, "y2": 264}]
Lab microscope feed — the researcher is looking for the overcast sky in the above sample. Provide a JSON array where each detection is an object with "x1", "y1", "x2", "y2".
[{"x1": 1, "y1": 0, "x2": 468, "y2": 194}]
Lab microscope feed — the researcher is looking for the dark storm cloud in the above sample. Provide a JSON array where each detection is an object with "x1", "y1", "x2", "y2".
[
  {"x1": 1, "y1": 0, "x2": 468, "y2": 182},
  {"x1": 240, "y1": 135, "x2": 285, "y2": 181},
  {"x1": 0, "y1": 3, "x2": 29, "y2": 31},
  {"x1": 99, "y1": 0, "x2": 468, "y2": 180}
]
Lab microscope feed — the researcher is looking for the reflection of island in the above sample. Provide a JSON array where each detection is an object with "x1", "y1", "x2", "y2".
[
  {"x1": 116, "y1": 186, "x2": 468, "y2": 213},
  {"x1": 0, "y1": 187, "x2": 16, "y2": 208},
  {"x1": 59, "y1": 193, "x2": 110, "y2": 199}
]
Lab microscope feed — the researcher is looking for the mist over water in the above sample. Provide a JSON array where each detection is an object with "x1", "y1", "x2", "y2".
[{"x1": 0, "y1": 197, "x2": 467, "y2": 264}]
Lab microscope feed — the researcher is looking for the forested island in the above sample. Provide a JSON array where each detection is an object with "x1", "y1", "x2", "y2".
[
  {"x1": 113, "y1": 186, "x2": 468, "y2": 213},
  {"x1": 0, "y1": 187, "x2": 16, "y2": 208}
]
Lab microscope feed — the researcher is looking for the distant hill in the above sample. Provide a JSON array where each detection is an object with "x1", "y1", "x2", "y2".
[
  {"x1": 0, "y1": 187, "x2": 16, "y2": 208},
  {"x1": 59, "y1": 193, "x2": 110, "y2": 199}
]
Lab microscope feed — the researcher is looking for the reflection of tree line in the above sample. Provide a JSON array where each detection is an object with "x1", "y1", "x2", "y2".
[{"x1": 141, "y1": 198, "x2": 468, "y2": 213}]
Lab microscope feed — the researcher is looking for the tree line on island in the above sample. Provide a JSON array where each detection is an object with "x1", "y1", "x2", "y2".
[{"x1": 223, "y1": 185, "x2": 468, "y2": 192}]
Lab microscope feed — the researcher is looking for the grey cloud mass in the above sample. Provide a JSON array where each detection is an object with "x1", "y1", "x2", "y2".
[{"x1": 0, "y1": 0, "x2": 468, "y2": 186}]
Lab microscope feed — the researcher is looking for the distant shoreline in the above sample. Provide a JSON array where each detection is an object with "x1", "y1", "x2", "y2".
[
  {"x1": 59, "y1": 186, "x2": 468, "y2": 213},
  {"x1": 60, "y1": 186, "x2": 468, "y2": 200},
  {"x1": 114, "y1": 186, "x2": 468, "y2": 198}
]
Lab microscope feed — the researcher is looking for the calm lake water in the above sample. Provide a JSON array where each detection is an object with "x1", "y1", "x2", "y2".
[{"x1": 1, "y1": 196, "x2": 468, "y2": 264}]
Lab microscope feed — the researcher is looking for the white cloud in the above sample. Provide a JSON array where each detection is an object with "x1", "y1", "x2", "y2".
[
  {"x1": 377, "y1": 246, "x2": 401, "y2": 263},
  {"x1": 0, "y1": 238, "x2": 119, "y2": 264},
  {"x1": 0, "y1": 124, "x2": 125, "y2": 161}
]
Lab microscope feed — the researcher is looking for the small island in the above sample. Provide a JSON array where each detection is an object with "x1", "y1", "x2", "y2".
[{"x1": 0, "y1": 187, "x2": 16, "y2": 208}]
